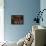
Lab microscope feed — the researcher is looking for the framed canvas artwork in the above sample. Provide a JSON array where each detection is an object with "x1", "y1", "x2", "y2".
[{"x1": 11, "y1": 15, "x2": 24, "y2": 25}]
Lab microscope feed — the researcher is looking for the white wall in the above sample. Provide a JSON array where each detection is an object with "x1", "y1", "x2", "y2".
[{"x1": 0, "y1": 0, "x2": 4, "y2": 42}]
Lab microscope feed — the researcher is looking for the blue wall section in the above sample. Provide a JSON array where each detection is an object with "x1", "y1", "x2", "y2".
[{"x1": 4, "y1": 0, "x2": 40, "y2": 42}]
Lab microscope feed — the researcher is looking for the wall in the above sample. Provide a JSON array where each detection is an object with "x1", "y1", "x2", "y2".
[
  {"x1": 4, "y1": 0, "x2": 40, "y2": 42},
  {"x1": 0, "y1": 0, "x2": 4, "y2": 42},
  {"x1": 40, "y1": 0, "x2": 46, "y2": 26}
]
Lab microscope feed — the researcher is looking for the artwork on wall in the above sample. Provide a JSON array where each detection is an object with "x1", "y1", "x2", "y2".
[
  {"x1": 33, "y1": 9, "x2": 46, "y2": 24},
  {"x1": 11, "y1": 15, "x2": 24, "y2": 25}
]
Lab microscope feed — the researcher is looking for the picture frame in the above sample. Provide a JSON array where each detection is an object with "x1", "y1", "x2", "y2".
[{"x1": 11, "y1": 15, "x2": 24, "y2": 25}]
